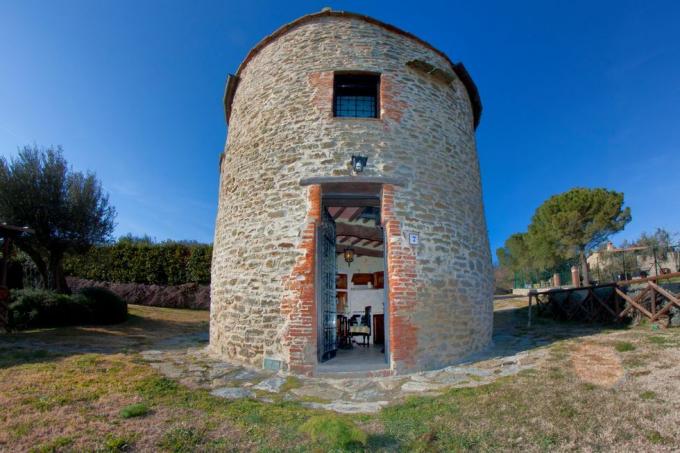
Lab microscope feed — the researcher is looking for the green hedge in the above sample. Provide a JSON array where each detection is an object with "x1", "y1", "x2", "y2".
[
  {"x1": 64, "y1": 242, "x2": 212, "y2": 285},
  {"x1": 8, "y1": 288, "x2": 128, "y2": 330}
]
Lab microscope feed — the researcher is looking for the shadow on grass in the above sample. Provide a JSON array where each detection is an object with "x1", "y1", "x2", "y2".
[
  {"x1": 1, "y1": 301, "x2": 629, "y2": 372},
  {"x1": 0, "y1": 347, "x2": 54, "y2": 368},
  {"x1": 465, "y1": 303, "x2": 629, "y2": 364},
  {"x1": 0, "y1": 306, "x2": 209, "y2": 366},
  {"x1": 366, "y1": 432, "x2": 401, "y2": 450}
]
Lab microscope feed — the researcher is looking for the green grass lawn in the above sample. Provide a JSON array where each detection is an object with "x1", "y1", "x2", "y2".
[{"x1": 1, "y1": 302, "x2": 679, "y2": 452}]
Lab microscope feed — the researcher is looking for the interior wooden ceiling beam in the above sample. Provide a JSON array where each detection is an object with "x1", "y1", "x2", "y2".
[
  {"x1": 349, "y1": 208, "x2": 366, "y2": 222},
  {"x1": 335, "y1": 223, "x2": 383, "y2": 242},
  {"x1": 338, "y1": 235, "x2": 383, "y2": 245},
  {"x1": 336, "y1": 246, "x2": 383, "y2": 258},
  {"x1": 331, "y1": 207, "x2": 346, "y2": 220},
  {"x1": 342, "y1": 208, "x2": 364, "y2": 222}
]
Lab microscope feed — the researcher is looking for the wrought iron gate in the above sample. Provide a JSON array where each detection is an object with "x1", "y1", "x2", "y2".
[{"x1": 318, "y1": 207, "x2": 337, "y2": 362}]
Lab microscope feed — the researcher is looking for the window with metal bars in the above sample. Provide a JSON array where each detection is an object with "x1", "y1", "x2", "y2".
[{"x1": 333, "y1": 73, "x2": 380, "y2": 118}]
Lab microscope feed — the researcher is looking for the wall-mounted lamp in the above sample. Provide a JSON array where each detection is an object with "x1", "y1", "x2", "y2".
[
  {"x1": 343, "y1": 247, "x2": 355, "y2": 266},
  {"x1": 351, "y1": 155, "x2": 368, "y2": 173}
]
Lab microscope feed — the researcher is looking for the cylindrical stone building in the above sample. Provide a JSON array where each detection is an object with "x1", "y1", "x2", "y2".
[{"x1": 211, "y1": 9, "x2": 493, "y2": 375}]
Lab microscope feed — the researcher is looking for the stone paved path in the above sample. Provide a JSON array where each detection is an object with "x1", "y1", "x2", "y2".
[{"x1": 141, "y1": 311, "x2": 554, "y2": 413}]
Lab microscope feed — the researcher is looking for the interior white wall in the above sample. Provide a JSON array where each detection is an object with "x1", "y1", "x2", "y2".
[{"x1": 336, "y1": 254, "x2": 385, "y2": 318}]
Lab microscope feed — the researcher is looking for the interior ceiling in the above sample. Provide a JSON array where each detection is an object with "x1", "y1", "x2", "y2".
[{"x1": 327, "y1": 206, "x2": 383, "y2": 257}]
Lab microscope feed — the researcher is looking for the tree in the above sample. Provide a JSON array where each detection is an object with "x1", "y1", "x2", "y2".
[
  {"x1": 496, "y1": 233, "x2": 532, "y2": 274},
  {"x1": 528, "y1": 188, "x2": 631, "y2": 285},
  {"x1": 631, "y1": 228, "x2": 678, "y2": 275},
  {"x1": 0, "y1": 146, "x2": 116, "y2": 292},
  {"x1": 634, "y1": 228, "x2": 675, "y2": 251},
  {"x1": 496, "y1": 232, "x2": 544, "y2": 288},
  {"x1": 118, "y1": 233, "x2": 155, "y2": 245},
  {"x1": 493, "y1": 263, "x2": 514, "y2": 293}
]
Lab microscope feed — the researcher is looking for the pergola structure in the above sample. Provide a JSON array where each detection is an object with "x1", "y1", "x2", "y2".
[{"x1": 0, "y1": 223, "x2": 33, "y2": 330}]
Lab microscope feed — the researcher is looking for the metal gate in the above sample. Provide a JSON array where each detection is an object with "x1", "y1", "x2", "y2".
[
  {"x1": 318, "y1": 207, "x2": 337, "y2": 362},
  {"x1": 381, "y1": 224, "x2": 390, "y2": 364}
]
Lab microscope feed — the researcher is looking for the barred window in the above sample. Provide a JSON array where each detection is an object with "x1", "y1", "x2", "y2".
[{"x1": 333, "y1": 74, "x2": 380, "y2": 118}]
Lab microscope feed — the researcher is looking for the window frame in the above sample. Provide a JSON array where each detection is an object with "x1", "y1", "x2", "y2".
[{"x1": 332, "y1": 72, "x2": 381, "y2": 119}]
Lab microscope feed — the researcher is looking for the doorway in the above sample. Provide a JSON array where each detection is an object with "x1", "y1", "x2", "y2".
[{"x1": 316, "y1": 185, "x2": 389, "y2": 373}]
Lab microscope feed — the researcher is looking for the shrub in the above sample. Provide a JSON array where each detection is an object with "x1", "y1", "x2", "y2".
[
  {"x1": 8, "y1": 288, "x2": 128, "y2": 330},
  {"x1": 63, "y1": 241, "x2": 212, "y2": 286},
  {"x1": 78, "y1": 287, "x2": 128, "y2": 324},
  {"x1": 120, "y1": 403, "x2": 149, "y2": 418},
  {"x1": 299, "y1": 415, "x2": 367, "y2": 450},
  {"x1": 187, "y1": 246, "x2": 212, "y2": 284},
  {"x1": 9, "y1": 289, "x2": 91, "y2": 329}
]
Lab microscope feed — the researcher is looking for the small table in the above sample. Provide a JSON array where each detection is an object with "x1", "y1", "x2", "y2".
[{"x1": 349, "y1": 325, "x2": 370, "y2": 346}]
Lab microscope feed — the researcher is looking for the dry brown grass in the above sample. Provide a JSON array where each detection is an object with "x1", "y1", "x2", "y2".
[
  {"x1": 0, "y1": 305, "x2": 214, "y2": 452},
  {"x1": 570, "y1": 343, "x2": 624, "y2": 387},
  {"x1": 0, "y1": 353, "x2": 155, "y2": 451},
  {"x1": 0, "y1": 301, "x2": 679, "y2": 451}
]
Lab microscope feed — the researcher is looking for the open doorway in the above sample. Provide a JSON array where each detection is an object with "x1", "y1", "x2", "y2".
[{"x1": 316, "y1": 187, "x2": 388, "y2": 373}]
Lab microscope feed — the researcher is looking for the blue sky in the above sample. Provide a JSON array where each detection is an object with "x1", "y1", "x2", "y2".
[{"x1": 1, "y1": 1, "x2": 679, "y2": 255}]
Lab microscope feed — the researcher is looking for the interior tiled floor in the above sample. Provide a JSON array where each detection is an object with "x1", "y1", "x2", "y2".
[{"x1": 316, "y1": 343, "x2": 388, "y2": 373}]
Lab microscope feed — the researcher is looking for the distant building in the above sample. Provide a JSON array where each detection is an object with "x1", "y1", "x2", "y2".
[{"x1": 588, "y1": 241, "x2": 679, "y2": 279}]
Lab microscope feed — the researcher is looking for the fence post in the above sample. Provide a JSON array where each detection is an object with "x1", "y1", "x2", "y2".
[
  {"x1": 527, "y1": 292, "x2": 533, "y2": 328},
  {"x1": 622, "y1": 251, "x2": 627, "y2": 280},
  {"x1": 571, "y1": 266, "x2": 580, "y2": 287},
  {"x1": 552, "y1": 273, "x2": 561, "y2": 288}
]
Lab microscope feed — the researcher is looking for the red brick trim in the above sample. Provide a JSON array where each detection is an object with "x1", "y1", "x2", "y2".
[
  {"x1": 283, "y1": 184, "x2": 419, "y2": 374},
  {"x1": 382, "y1": 184, "x2": 418, "y2": 371},
  {"x1": 281, "y1": 185, "x2": 321, "y2": 375},
  {"x1": 380, "y1": 74, "x2": 407, "y2": 126},
  {"x1": 308, "y1": 71, "x2": 334, "y2": 118}
]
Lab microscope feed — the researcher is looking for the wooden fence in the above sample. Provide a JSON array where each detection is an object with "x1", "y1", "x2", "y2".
[{"x1": 527, "y1": 272, "x2": 680, "y2": 327}]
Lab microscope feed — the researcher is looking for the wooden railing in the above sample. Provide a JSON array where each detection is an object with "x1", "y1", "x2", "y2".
[
  {"x1": 527, "y1": 273, "x2": 680, "y2": 327},
  {"x1": 617, "y1": 271, "x2": 680, "y2": 286}
]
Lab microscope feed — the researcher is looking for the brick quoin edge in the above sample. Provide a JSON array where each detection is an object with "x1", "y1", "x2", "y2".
[
  {"x1": 211, "y1": 10, "x2": 493, "y2": 375},
  {"x1": 281, "y1": 185, "x2": 320, "y2": 375},
  {"x1": 382, "y1": 184, "x2": 418, "y2": 371}
]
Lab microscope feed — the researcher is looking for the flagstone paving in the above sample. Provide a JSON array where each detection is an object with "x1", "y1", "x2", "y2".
[{"x1": 140, "y1": 307, "x2": 557, "y2": 413}]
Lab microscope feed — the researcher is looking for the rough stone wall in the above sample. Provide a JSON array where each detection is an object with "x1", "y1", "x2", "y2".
[{"x1": 211, "y1": 14, "x2": 493, "y2": 373}]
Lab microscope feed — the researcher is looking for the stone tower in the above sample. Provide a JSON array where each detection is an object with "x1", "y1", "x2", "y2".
[{"x1": 211, "y1": 10, "x2": 493, "y2": 375}]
